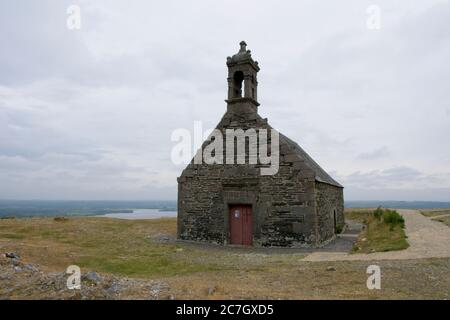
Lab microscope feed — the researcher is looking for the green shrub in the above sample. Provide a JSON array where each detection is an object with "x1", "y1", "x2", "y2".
[
  {"x1": 383, "y1": 209, "x2": 405, "y2": 228},
  {"x1": 352, "y1": 208, "x2": 408, "y2": 253},
  {"x1": 370, "y1": 207, "x2": 405, "y2": 228},
  {"x1": 373, "y1": 206, "x2": 384, "y2": 219}
]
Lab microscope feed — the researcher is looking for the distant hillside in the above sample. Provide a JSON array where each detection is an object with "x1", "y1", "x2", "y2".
[
  {"x1": 0, "y1": 200, "x2": 177, "y2": 218},
  {"x1": 345, "y1": 200, "x2": 450, "y2": 209},
  {"x1": 1, "y1": 199, "x2": 449, "y2": 218}
]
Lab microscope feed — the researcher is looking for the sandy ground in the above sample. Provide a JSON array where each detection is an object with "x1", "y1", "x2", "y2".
[{"x1": 303, "y1": 209, "x2": 450, "y2": 261}]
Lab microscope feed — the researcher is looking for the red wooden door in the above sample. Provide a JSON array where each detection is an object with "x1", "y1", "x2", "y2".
[{"x1": 229, "y1": 205, "x2": 253, "y2": 246}]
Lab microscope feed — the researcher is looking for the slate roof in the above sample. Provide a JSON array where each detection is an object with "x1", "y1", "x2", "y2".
[{"x1": 280, "y1": 133, "x2": 343, "y2": 188}]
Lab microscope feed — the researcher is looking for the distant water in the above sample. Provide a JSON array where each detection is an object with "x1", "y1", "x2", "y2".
[
  {"x1": 1, "y1": 199, "x2": 450, "y2": 218},
  {"x1": 99, "y1": 208, "x2": 177, "y2": 220},
  {"x1": 0, "y1": 200, "x2": 177, "y2": 218},
  {"x1": 345, "y1": 200, "x2": 450, "y2": 209}
]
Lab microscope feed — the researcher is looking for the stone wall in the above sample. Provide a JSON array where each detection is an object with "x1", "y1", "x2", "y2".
[
  {"x1": 177, "y1": 162, "x2": 319, "y2": 247},
  {"x1": 315, "y1": 181, "x2": 345, "y2": 244},
  {"x1": 257, "y1": 166, "x2": 317, "y2": 247}
]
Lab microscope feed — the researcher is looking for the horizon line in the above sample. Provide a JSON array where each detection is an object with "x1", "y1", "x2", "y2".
[{"x1": 1, "y1": 199, "x2": 450, "y2": 203}]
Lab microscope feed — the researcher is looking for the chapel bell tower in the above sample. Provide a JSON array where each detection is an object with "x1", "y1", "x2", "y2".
[{"x1": 226, "y1": 41, "x2": 260, "y2": 109}]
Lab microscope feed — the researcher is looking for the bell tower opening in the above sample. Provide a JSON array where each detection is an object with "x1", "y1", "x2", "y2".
[
  {"x1": 232, "y1": 71, "x2": 244, "y2": 98},
  {"x1": 226, "y1": 41, "x2": 260, "y2": 107}
]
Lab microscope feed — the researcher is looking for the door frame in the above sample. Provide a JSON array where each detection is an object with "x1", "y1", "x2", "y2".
[
  {"x1": 222, "y1": 188, "x2": 258, "y2": 245},
  {"x1": 228, "y1": 204, "x2": 253, "y2": 246},
  {"x1": 333, "y1": 208, "x2": 337, "y2": 233}
]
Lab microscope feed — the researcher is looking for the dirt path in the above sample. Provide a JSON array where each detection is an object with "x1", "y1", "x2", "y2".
[
  {"x1": 303, "y1": 209, "x2": 450, "y2": 262},
  {"x1": 430, "y1": 213, "x2": 450, "y2": 220}
]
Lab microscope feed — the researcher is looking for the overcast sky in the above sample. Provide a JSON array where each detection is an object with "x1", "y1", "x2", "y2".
[{"x1": 1, "y1": 0, "x2": 449, "y2": 201}]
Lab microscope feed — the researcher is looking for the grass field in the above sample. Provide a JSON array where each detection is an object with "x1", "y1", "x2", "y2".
[
  {"x1": 344, "y1": 208, "x2": 376, "y2": 223},
  {"x1": 420, "y1": 209, "x2": 450, "y2": 217},
  {"x1": 433, "y1": 215, "x2": 450, "y2": 228},
  {"x1": 1, "y1": 214, "x2": 448, "y2": 299},
  {"x1": 347, "y1": 208, "x2": 409, "y2": 254},
  {"x1": 419, "y1": 209, "x2": 450, "y2": 228},
  {"x1": 0, "y1": 217, "x2": 311, "y2": 279}
]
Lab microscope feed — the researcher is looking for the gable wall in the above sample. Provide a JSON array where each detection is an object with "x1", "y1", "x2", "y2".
[{"x1": 177, "y1": 106, "x2": 343, "y2": 247}]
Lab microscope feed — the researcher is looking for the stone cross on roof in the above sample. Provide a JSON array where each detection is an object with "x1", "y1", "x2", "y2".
[
  {"x1": 227, "y1": 40, "x2": 257, "y2": 65},
  {"x1": 239, "y1": 41, "x2": 247, "y2": 53}
]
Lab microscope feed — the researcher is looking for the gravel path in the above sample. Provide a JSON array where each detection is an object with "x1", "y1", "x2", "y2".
[
  {"x1": 430, "y1": 213, "x2": 450, "y2": 220},
  {"x1": 303, "y1": 209, "x2": 450, "y2": 262}
]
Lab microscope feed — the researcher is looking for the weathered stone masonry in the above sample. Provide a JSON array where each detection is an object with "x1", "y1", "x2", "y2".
[{"x1": 177, "y1": 42, "x2": 344, "y2": 247}]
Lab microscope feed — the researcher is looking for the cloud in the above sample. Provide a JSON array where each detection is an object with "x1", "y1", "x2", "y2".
[
  {"x1": 1, "y1": 0, "x2": 450, "y2": 200},
  {"x1": 356, "y1": 146, "x2": 390, "y2": 160},
  {"x1": 338, "y1": 166, "x2": 450, "y2": 190},
  {"x1": 344, "y1": 187, "x2": 450, "y2": 202}
]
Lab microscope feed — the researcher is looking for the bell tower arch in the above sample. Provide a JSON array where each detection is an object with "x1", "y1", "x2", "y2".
[{"x1": 226, "y1": 41, "x2": 260, "y2": 109}]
